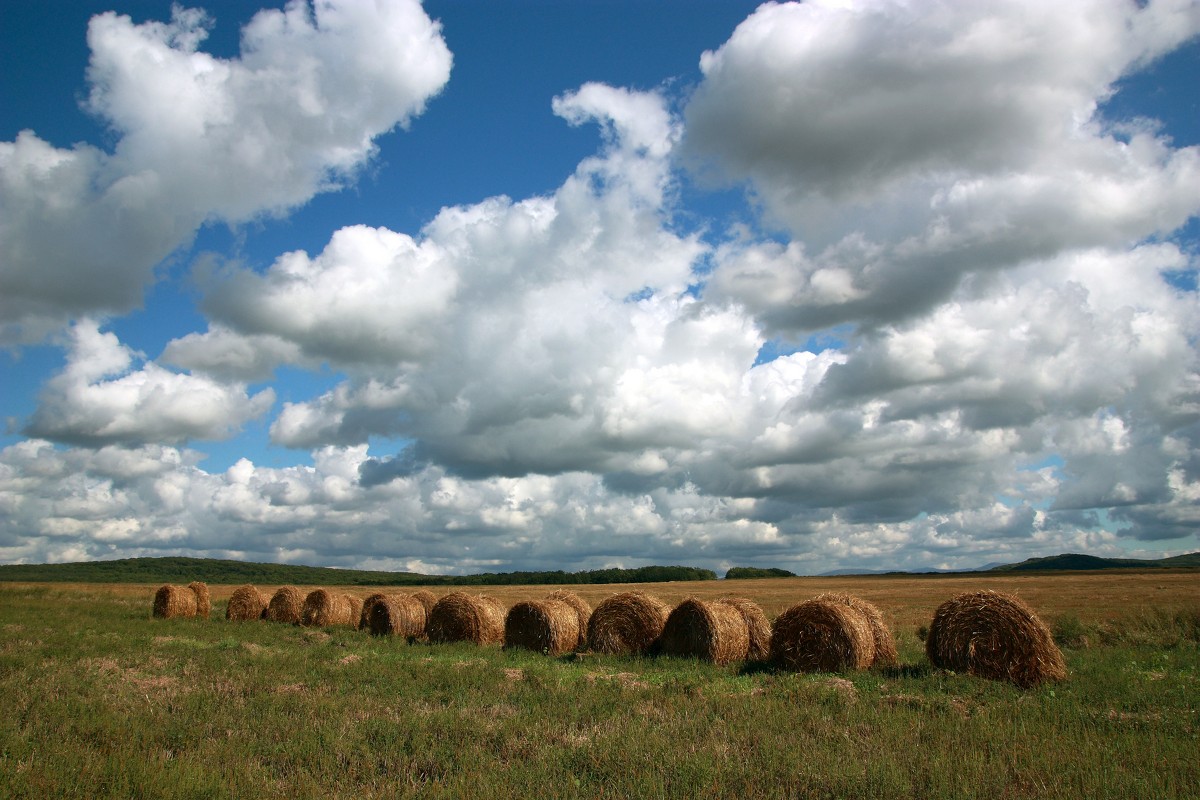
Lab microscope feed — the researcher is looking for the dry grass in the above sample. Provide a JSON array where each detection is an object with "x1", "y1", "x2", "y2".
[
  {"x1": 504, "y1": 598, "x2": 581, "y2": 656},
  {"x1": 814, "y1": 592, "x2": 897, "y2": 667},
  {"x1": 586, "y1": 591, "x2": 669, "y2": 655},
  {"x1": 658, "y1": 598, "x2": 750, "y2": 665},
  {"x1": 225, "y1": 584, "x2": 268, "y2": 621},
  {"x1": 926, "y1": 589, "x2": 1067, "y2": 688},
  {"x1": 427, "y1": 592, "x2": 506, "y2": 645},
  {"x1": 770, "y1": 598, "x2": 875, "y2": 673},
  {"x1": 716, "y1": 597, "x2": 772, "y2": 662}
]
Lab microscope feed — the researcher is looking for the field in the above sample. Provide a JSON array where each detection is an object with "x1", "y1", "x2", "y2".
[{"x1": 1, "y1": 572, "x2": 1197, "y2": 799}]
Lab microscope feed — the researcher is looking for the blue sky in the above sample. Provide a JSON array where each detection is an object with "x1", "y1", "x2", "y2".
[{"x1": 1, "y1": 0, "x2": 1199, "y2": 575}]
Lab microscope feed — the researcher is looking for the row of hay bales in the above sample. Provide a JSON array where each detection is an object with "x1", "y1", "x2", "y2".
[{"x1": 154, "y1": 582, "x2": 1066, "y2": 688}]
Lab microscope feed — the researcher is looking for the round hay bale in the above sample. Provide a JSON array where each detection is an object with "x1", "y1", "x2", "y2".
[
  {"x1": 926, "y1": 590, "x2": 1067, "y2": 688},
  {"x1": 715, "y1": 597, "x2": 772, "y2": 662},
  {"x1": 814, "y1": 592, "x2": 897, "y2": 667},
  {"x1": 770, "y1": 598, "x2": 875, "y2": 673},
  {"x1": 188, "y1": 582, "x2": 211, "y2": 618},
  {"x1": 346, "y1": 594, "x2": 364, "y2": 627},
  {"x1": 301, "y1": 589, "x2": 358, "y2": 627},
  {"x1": 359, "y1": 593, "x2": 391, "y2": 630},
  {"x1": 545, "y1": 589, "x2": 591, "y2": 650},
  {"x1": 225, "y1": 584, "x2": 269, "y2": 621},
  {"x1": 152, "y1": 584, "x2": 198, "y2": 619},
  {"x1": 427, "y1": 592, "x2": 506, "y2": 645},
  {"x1": 410, "y1": 589, "x2": 438, "y2": 614},
  {"x1": 265, "y1": 586, "x2": 305, "y2": 624},
  {"x1": 659, "y1": 598, "x2": 750, "y2": 665},
  {"x1": 368, "y1": 595, "x2": 429, "y2": 639},
  {"x1": 586, "y1": 591, "x2": 669, "y2": 655},
  {"x1": 505, "y1": 599, "x2": 581, "y2": 656}
]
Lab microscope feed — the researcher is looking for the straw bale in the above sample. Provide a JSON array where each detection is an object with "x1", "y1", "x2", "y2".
[
  {"x1": 715, "y1": 597, "x2": 772, "y2": 662},
  {"x1": 300, "y1": 589, "x2": 358, "y2": 628},
  {"x1": 265, "y1": 586, "x2": 305, "y2": 624},
  {"x1": 225, "y1": 584, "x2": 269, "y2": 621},
  {"x1": 659, "y1": 598, "x2": 750, "y2": 665},
  {"x1": 187, "y1": 582, "x2": 211, "y2": 618},
  {"x1": 368, "y1": 594, "x2": 429, "y2": 639},
  {"x1": 586, "y1": 591, "x2": 669, "y2": 655},
  {"x1": 926, "y1": 590, "x2": 1067, "y2": 688},
  {"x1": 814, "y1": 592, "x2": 897, "y2": 667},
  {"x1": 410, "y1": 590, "x2": 438, "y2": 614},
  {"x1": 153, "y1": 584, "x2": 198, "y2": 619},
  {"x1": 505, "y1": 599, "x2": 581, "y2": 656},
  {"x1": 427, "y1": 592, "x2": 507, "y2": 645},
  {"x1": 545, "y1": 589, "x2": 591, "y2": 650},
  {"x1": 770, "y1": 598, "x2": 875, "y2": 673},
  {"x1": 359, "y1": 593, "x2": 390, "y2": 630}
]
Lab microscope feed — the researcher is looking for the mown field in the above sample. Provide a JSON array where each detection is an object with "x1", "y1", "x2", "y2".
[{"x1": 1, "y1": 572, "x2": 1197, "y2": 799}]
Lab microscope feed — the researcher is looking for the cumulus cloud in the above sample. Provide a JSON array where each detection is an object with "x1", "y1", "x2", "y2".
[
  {"x1": 0, "y1": 1, "x2": 451, "y2": 343},
  {"x1": 24, "y1": 320, "x2": 274, "y2": 447},
  {"x1": 691, "y1": 0, "x2": 1200, "y2": 329}
]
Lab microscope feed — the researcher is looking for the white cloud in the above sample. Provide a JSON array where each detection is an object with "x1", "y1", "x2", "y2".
[
  {"x1": 691, "y1": 0, "x2": 1200, "y2": 329},
  {"x1": 0, "y1": 1, "x2": 452, "y2": 344},
  {"x1": 24, "y1": 320, "x2": 274, "y2": 447}
]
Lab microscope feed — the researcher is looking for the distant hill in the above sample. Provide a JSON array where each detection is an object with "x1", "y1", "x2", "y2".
[
  {"x1": 0, "y1": 556, "x2": 717, "y2": 586},
  {"x1": 990, "y1": 552, "x2": 1200, "y2": 572}
]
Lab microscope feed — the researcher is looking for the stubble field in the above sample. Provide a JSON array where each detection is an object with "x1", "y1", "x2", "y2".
[{"x1": 1, "y1": 571, "x2": 1197, "y2": 799}]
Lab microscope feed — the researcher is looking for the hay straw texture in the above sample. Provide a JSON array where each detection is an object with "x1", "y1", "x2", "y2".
[
  {"x1": 410, "y1": 589, "x2": 438, "y2": 614},
  {"x1": 367, "y1": 594, "x2": 429, "y2": 639},
  {"x1": 545, "y1": 589, "x2": 591, "y2": 650},
  {"x1": 225, "y1": 584, "x2": 269, "y2": 621},
  {"x1": 300, "y1": 589, "x2": 359, "y2": 628},
  {"x1": 427, "y1": 592, "x2": 507, "y2": 645},
  {"x1": 814, "y1": 592, "x2": 897, "y2": 667},
  {"x1": 926, "y1": 590, "x2": 1067, "y2": 688},
  {"x1": 265, "y1": 586, "x2": 305, "y2": 624},
  {"x1": 659, "y1": 598, "x2": 750, "y2": 665},
  {"x1": 359, "y1": 593, "x2": 390, "y2": 630},
  {"x1": 586, "y1": 591, "x2": 669, "y2": 655},
  {"x1": 769, "y1": 599, "x2": 875, "y2": 673},
  {"x1": 152, "y1": 582, "x2": 210, "y2": 619},
  {"x1": 504, "y1": 599, "x2": 581, "y2": 656},
  {"x1": 715, "y1": 597, "x2": 772, "y2": 662}
]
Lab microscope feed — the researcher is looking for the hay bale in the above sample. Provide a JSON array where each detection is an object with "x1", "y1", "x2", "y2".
[
  {"x1": 359, "y1": 593, "x2": 391, "y2": 630},
  {"x1": 770, "y1": 598, "x2": 875, "y2": 673},
  {"x1": 265, "y1": 586, "x2": 305, "y2": 624},
  {"x1": 427, "y1": 592, "x2": 506, "y2": 645},
  {"x1": 410, "y1": 589, "x2": 438, "y2": 614},
  {"x1": 225, "y1": 584, "x2": 269, "y2": 621},
  {"x1": 586, "y1": 591, "x2": 669, "y2": 655},
  {"x1": 659, "y1": 598, "x2": 750, "y2": 665},
  {"x1": 152, "y1": 584, "x2": 199, "y2": 619},
  {"x1": 545, "y1": 589, "x2": 591, "y2": 650},
  {"x1": 814, "y1": 592, "x2": 897, "y2": 667},
  {"x1": 505, "y1": 599, "x2": 582, "y2": 656},
  {"x1": 926, "y1": 590, "x2": 1067, "y2": 688},
  {"x1": 347, "y1": 594, "x2": 364, "y2": 627},
  {"x1": 301, "y1": 589, "x2": 358, "y2": 627},
  {"x1": 368, "y1": 594, "x2": 429, "y2": 639},
  {"x1": 188, "y1": 582, "x2": 211, "y2": 618},
  {"x1": 715, "y1": 597, "x2": 772, "y2": 662}
]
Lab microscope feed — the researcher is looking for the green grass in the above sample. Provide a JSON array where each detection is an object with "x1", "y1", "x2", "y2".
[{"x1": 1, "y1": 585, "x2": 1197, "y2": 799}]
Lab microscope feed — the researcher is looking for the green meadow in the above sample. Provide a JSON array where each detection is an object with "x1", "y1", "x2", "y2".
[{"x1": 0, "y1": 581, "x2": 1196, "y2": 799}]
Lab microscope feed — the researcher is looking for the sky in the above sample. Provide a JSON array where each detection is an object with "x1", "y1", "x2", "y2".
[{"x1": 2, "y1": 0, "x2": 1199, "y2": 577}]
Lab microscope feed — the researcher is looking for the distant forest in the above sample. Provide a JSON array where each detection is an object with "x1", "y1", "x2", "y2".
[{"x1": 0, "y1": 556, "x2": 720, "y2": 586}]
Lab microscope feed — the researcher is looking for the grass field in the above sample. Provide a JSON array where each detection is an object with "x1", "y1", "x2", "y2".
[{"x1": 1, "y1": 572, "x2": 1197, "y2": 799}]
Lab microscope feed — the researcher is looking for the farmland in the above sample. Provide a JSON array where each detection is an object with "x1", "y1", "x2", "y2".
[{"x1": 1, "y1": 571, "x2": 1197, "y2": 799}]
